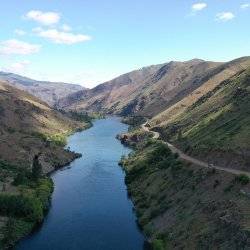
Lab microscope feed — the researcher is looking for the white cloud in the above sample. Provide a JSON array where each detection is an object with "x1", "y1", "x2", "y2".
[
  {"x1": 14, "y1": 29, "x2": 26, "y2": 36},
  {"x1": 216, "y1": 12, "x2": 235, "y2": 21},
  {"x1": 0, "y1": 39, "x2": 41, "y2": 55},
  {"x1": 61, "y1": 24, "x2": 71, "y2": 32},
  {"x1": 2, "y1": 61, "x2": 30, "y2": 74},
  {"x1": 192, "y1": 2, "x2": 207, "y2": 11},
  {"x1": 25, "y1": 10, "x2": 60, "y2": 26},
  {"x1": 240, "y1": 3, "x2": 250, "y2": 9},
  {"x1": 34, "y1": 28, "x2": 91, "y2": 44}
]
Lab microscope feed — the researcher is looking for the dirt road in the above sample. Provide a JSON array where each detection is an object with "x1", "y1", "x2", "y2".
[{"x1": 142, "y1": 123, "x2": 250, "y2": 177}]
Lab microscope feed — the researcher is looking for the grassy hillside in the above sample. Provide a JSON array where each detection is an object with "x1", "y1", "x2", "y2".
[
  {"x1": 152, "y1": 65, "x2": 250, "y2": 170},
  {"x1": 121, "y1": 139, "x2": 250, "y2": 249},
  {"x1": 0, "y1": 81, "x2": 90, "y2": 248}
]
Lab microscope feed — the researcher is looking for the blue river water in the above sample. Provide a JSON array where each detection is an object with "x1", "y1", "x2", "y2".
[{"x1": 16, "y1": 117, "x2": 146, "y2": 250}]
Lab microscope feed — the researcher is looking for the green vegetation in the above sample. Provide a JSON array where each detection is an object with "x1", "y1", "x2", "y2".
[
  {"x1": 0, "y1": 160, "x2": 19, "y2": 173},
  {"x1": 30, "y1": 131, "x2": 69, "y2": 146},
  {"x1": 162, "y1": 67, "x2": 250, "y2": 169},
  {"x1": 0, "y1": 80, "x2": 91, "y2": 249},
  {"x1": 0, "y1": 218, "x2": 33, "y2": 249},
  {"x1": 235, "y1": 174, "x2": 250, "y2": 185},
  {"x1": 121, "y1": 138, "x2": 250, "y2": 249},
  {"x1": 0, "y1": 178, "x2": 53, "y2": 248},
  {"x1": 152, "y1": 239, "x2": 165, "y2": 250},
  {"x1": 124, "y1": 140, "x2": 182, "y2": 185},
  {"x1": 36, "y1": 110, "x2": 105, "y2": 147},
  {"x1": 121, "y1": 139, "x2": 184, "y2": 249},
  {"x1": 0, "y1": 156, "x2": 53, "y2": 248},
  {"x1": 47, "y1": 133, "x2": 68, "y2": 146},
  {"x1": 0, "y1": 194, "x2": 43, "y2": 221}
]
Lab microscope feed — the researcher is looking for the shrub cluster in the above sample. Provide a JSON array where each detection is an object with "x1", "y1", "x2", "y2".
[
  {"x1": 0, "y1": 178, "x2": 53, "y2": 223},
  {"x1": 125, "y1": 140, "x2": 182, "y2": 184},
  {"x1": 0, "y1": 178, "x2": 53, "y2": 248}
]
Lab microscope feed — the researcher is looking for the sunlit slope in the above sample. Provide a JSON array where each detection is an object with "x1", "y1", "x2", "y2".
[
  {"x1": 151, "y1": 60, "x2": 250, "y2": 170},
  {"x1": 0, "y1": 81, "x2": 85, "y2": 171},
  {"x1": 57, "y1": 59, "x2": 220, "y2": 116}
]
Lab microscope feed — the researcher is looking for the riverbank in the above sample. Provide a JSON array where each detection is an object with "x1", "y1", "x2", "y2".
[
  {"x1": 0, "y1": 116, "x2": 93, "y2": 249},
  {"x1": 119, "y1": 132, "x2": 250, "y2": 249},
  {"x1": 15, "y1": 117, "x2": 145, "y2": 250},
  {"x1": 0, "y1": 178, "x2": 54, "y2": 249}
]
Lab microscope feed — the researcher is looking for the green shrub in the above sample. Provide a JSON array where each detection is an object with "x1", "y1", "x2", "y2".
[
  {"x1": 152, "y1": 239, "x2": 165, "y2": 250},
  {"x1": 36, "y1": 178, "x2": 54, "y2": 210},
  {"x1": 0, "y1": 160, "x2": 19, "y2": 172},
  {"x1": 0, "y1": 194, "x2": 43, "y2": 222},
  {"x1": 235, "y1": 174, "x2": 250, "y2": 185},
  {"x1": 0, "y1": 178, "x2": 53, "y2": 223},
  {"x1": 2, "y1": 218, "x2": 33, "y2": 249},
  {"x1": 48, "y1": 133, "x2": 67, "y2": 146}
]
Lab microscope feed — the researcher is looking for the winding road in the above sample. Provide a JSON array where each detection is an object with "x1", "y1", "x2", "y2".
[{"x1": 142, "y1": 123, "x2": 250, "y2": 177}]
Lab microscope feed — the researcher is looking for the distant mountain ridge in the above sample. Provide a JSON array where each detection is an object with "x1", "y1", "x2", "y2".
[
  {"x1": 57, "y1": 57, "x2": 250, "y2": 119},
  {"x1": 0, "y1": 72, "x2": 86, "y2": 106},
  {"x1": 56, "y1": 64, "x2": 163, "y2": 112},
  {"x1": 56, "y1": 59, "x2": 222, "y2": 116}
]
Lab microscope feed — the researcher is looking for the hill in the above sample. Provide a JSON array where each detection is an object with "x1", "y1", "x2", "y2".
[
  {"x1": 0, "y1": 81, "x2": 91, "y2": 248},
  {"x1": 0, "y1": 80, "x2": 88, "y2": 174},
  {"x1": 150, "y1": 57, "x2": 250, "y2": 170},
  {"x1": 57, "y1": 59, "x2": 221, "y2": 116},
  {"x1": 120, "y1": 138, "x2": 250, "y2": 250},
  {"x1": 0, "y1": 72, "x2": 85, "y2": 106}
]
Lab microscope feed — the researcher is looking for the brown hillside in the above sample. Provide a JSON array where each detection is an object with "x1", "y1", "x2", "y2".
[
  {"x1": 57, "y1": 59, "x2": 221, "y2": 116},
  {"x1": 0, "y1": 81, "x2": 86, "y2": 174}
]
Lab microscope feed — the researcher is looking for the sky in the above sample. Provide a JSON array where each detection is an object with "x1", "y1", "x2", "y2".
[{"x1": 0, "y1": 0, "x2": 249, "y2": 88}]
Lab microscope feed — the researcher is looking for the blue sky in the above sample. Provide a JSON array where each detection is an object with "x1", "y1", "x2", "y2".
[{"x1": 0, "y1": 0, "x2": 249, "y2": 88}]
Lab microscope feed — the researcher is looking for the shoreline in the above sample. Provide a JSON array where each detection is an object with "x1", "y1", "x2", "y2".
[
  {"x1": 118, "y1": 128, "x2": 250, "y2": 249},
  {"x1": 15, "y1": 117, "x2": 146, "y2": 250},
  {"x1": 1, "y1": 122, "x2": 92, "y2": 250}
]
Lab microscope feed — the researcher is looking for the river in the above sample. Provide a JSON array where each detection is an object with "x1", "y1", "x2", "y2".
[{"x1": 16, "y1": 117, "x2": 146, "y2": 250}]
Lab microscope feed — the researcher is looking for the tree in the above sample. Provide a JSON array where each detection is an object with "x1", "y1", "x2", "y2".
[{"x1": 32, "y1": 154, "x2": 43, "y2": 181}]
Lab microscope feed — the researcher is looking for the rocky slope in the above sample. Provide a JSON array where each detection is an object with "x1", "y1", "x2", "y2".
[
  {"x1": 150, "y1": 57, "x2": 250, "y2": 170},
  {"x1": 0, "y1": 72, "x2": 85, "y2": 106}
]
